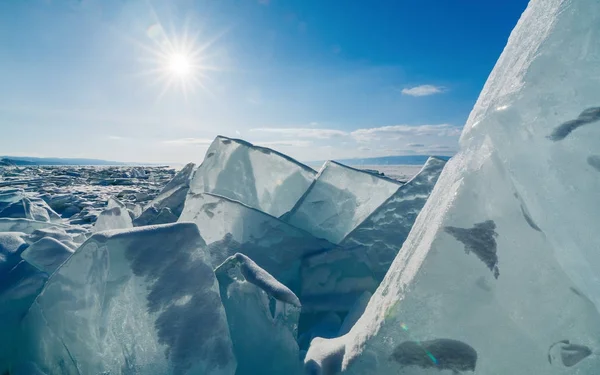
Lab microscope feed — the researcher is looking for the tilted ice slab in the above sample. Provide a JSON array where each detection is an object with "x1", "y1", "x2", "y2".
[
  {"x1": 0, "y1": 218, "x2": 69, "y2": 234},
  {"x1": 19, "y1": 223, "x2": 236, "y2": 375},
  {"x1": 179, "y1": 192, "x2": 335, "y2": 292},
  {"x1": 135, "y1": 163, "x2": 195, "y2": 226},
  {"x1": 300, "y1": 157, "x2": 446, "y2": 312},
  {"x1": 0, "y1": 261, "x2": 47, "y2": 374},
  {"x1": 188, "y1": 136, "x2": 316, "y2": 218},
  {"x1": 304, "y1": 1, "x2": 600, "y2": 374},
  {"x1": 284, "y1": 161, "x2": 401, "y2": 244},
  {"x1": 215, "y1": 253, "x2": 302, "y2": 375},
  {"x1": 21, "y1": 237, "x2": 74, "y2": 274},
  {"x1": 93, "y1": 206, "x2": 133, "y2": 233}
]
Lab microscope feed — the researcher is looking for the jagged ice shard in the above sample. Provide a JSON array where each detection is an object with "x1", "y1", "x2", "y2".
[
  {"x1": 284, "y1": 161, "x2": 401, "y2": 244},
  {"x1": 188, "y1": 136, "x2": 316, "y2": 218},
  {"x1": 19, "y1": 223, "x2": 236, "y2": 375},
  {"x1": 215, "y1": 253, "x2": 302, "y2": 375},
  {"x1": 300, "y1": 157, "x2": 446, "y2": 313},
  {"x1": 179, "y1": 192, "x2": 335, "y2": 292},
  {"x1": 305, "y1": 1, "x2": 600, "y2": 374}
]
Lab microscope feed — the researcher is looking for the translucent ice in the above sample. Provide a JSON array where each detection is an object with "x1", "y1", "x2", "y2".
[
  {"x1": 304, "y1": 1, "x2": 600, "y2": 374},
  {"x1": 93, "y1": 206, "x2": 133, "y2": 233},
  {"x1": 19, "y1": 223, "x2": 236, "y2": 375},
  {"x1": 0, "y1": 218, "x2": 68, "y2": 234},
  {"x1": 284, "y1": 161, "x2": 400, "y2": 244},
  {"x1": 188, "y1": 136, "x2": 316, "y2": 218},
  {"x1": 300, "y1": 157, "x2": 446, "y2": 311},
  {"x1": 21, "y1": 237, "x2": 74, "y2": 274},
  {"x1": 215, "y1": 253, "x2": 302, "y2": 375},
  {"x1": 0, "y1": 261, "x2": 47, "y2": 374},
  {"x1": 179, "y1": 192, "x2": 335, "y2": 291},
  {"x1": 135, "y1": 163, "x2": 195, "y2": 226}
]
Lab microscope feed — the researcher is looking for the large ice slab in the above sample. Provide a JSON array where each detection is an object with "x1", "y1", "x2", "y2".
[
  {"x1": 304, "y1": 1, "x2": 600, "y2": 374},
  {"x1": 215, "y1": 253, "x2": 302, "y2": 375},
  {"x1": 179, "y1": 192, "x2": 335, "y2": 291},
  {"x1": 284, "y1": 161, "x2": 401, "y2": 244},
  {"x1": 92, "y1": 206, "x2": 133, "y2": 233},
  {"x1": 21, "y1": 237, "x2": 74, "y2": 274},
  {"x1": 188, "y1": 136, "x2": 316, "y2": 218},
  {"x1": 300, "y1": 157, "x2": 446, "y2": 312},
  {"x1": 0, "y1": 261, "x2": 47, "y2": 374},
  {"x1": 19, "y1": 223, "x2": 236, "y2": 375}
]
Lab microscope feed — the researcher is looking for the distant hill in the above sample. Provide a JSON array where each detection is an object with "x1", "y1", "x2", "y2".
[
  {"x1": 0, "y1": 156, "x2": 148, "y2": 166},
  {"x1": 308, "y1": 155, "x2": 451, "y2": 167}
]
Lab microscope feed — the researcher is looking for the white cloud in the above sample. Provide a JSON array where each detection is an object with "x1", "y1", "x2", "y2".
[
  {"x1": 163, "y1": 138, "x2": 214, "y2": 145},
  {"x1": 401, "y1": 85, "x2": 446, "y2": 97},
  {"x1": 108, "y1": 136, "x2": 125, "y2": 140},
  {"x1": 254, "y1": 140, "x2": 312, "y2": 147},
  {"x1": 407, "y1": 143, "x2": 425, "y2": 147},
  {"x1": 351, "y1": 124, "x2": 460, "y2": 142},
  {"x1": 250, "y1": 128, "x2": 348, "y2": 139}
]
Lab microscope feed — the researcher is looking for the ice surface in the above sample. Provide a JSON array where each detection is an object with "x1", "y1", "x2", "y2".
[
  {"x1": 337, "y1": 291, "x2": 371, "y2": 336},
  {"x1": 284, "y1": 161, "x2": 401, "y2": 244},
  {"x1": 0, "y1": 218, "x2": 68, "y2": 234},
  {"x1": 179, "y1": 192, "x2": 335, "y2": 291},
  {"x1": 215, "y1": 253, "x2": 301, "y2": 375},
  {"x1": 19, "y1": 223, "x2": 236, "y2": 375},
  {"x1": 304, "y1": 1, "x2": 600, "y2": 374},
  {"x1": 0, "y1": 261, "x2": 47, "y2": 374},
  {"x1": 93, "y1": 206, "x2": 133, "y2": 232},
  {"x1": 300, "y1": 157, "x2": 446, "y2": 311},
  {"x1": 0, "y1": 195, "x2": 60, "y2": 223},
  {"x1": 0, "y1": 232, "x2": 28, "y2": 273},
  {"x1": 188, "y1": 136, "x2": 316, "y2": 218},
  {"x1": 134, "y1": 164, "x2": 195, "y2": 226},
  {"x1": 21, "y1": 237, "x2": 74, "y2": 274}
]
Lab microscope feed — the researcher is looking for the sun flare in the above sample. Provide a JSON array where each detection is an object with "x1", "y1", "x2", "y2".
[
  {"x1": 139, "y1": 21, "x2": 223, "y2": 100},
  {"x1": 168, "y1": 53, "x2": 192, "y2": 78}
]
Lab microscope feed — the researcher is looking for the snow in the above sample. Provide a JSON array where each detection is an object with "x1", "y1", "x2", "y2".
[
  {"x1": 188, "y1": 136, "x2": 316, "y2": 218},
  {"x1": 219, "y1": 253, "x2": 300, "y2": 307},
  {"x1": 303, "y1": 1, "x2": 600, "y2": 374},
  {"x1": 284, "y1": 161, "x2": 401, "y2": 244},
  {"x1": 0, "y1": 232, "x2": 28, "y2": 273},
  {"x1": 19, "y1": 223, "x2": 236, "y2": 375},
  {"x1": 215, "y1": 253, "x2": 302, "y2": 375},
  {"x1": 20, "y1": 237, "x2": 74, "y2": 274},
  {"x1": 179, "y1": 192, "x2": 336, "y2": 291}
]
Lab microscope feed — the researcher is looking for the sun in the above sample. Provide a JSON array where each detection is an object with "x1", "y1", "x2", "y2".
[
  {"x1": 168, "y1": 53, "x2": 192, "y2": 78},
  {"x1": 137, "y1": 21, "x2": 224, "y2": 100}
]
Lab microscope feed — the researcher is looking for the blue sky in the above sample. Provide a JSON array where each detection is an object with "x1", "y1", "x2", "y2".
[{"x1": 0, "y1": 0, "x2": 529, "y2": 163}]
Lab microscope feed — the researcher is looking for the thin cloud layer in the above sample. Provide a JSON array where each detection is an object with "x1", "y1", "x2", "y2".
[
  {"x1": 250, "y1": 128, "x2": 347, "y2": 139},
  {"x1": 401, "y1": 85, "x2": 446, "y2": 97},
  {"x1": 163, "y1": 138, "x2": 214, "y2": 145},
  {"x1": 350, "y1": 124, "x2": 460, "y2": 142}
]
